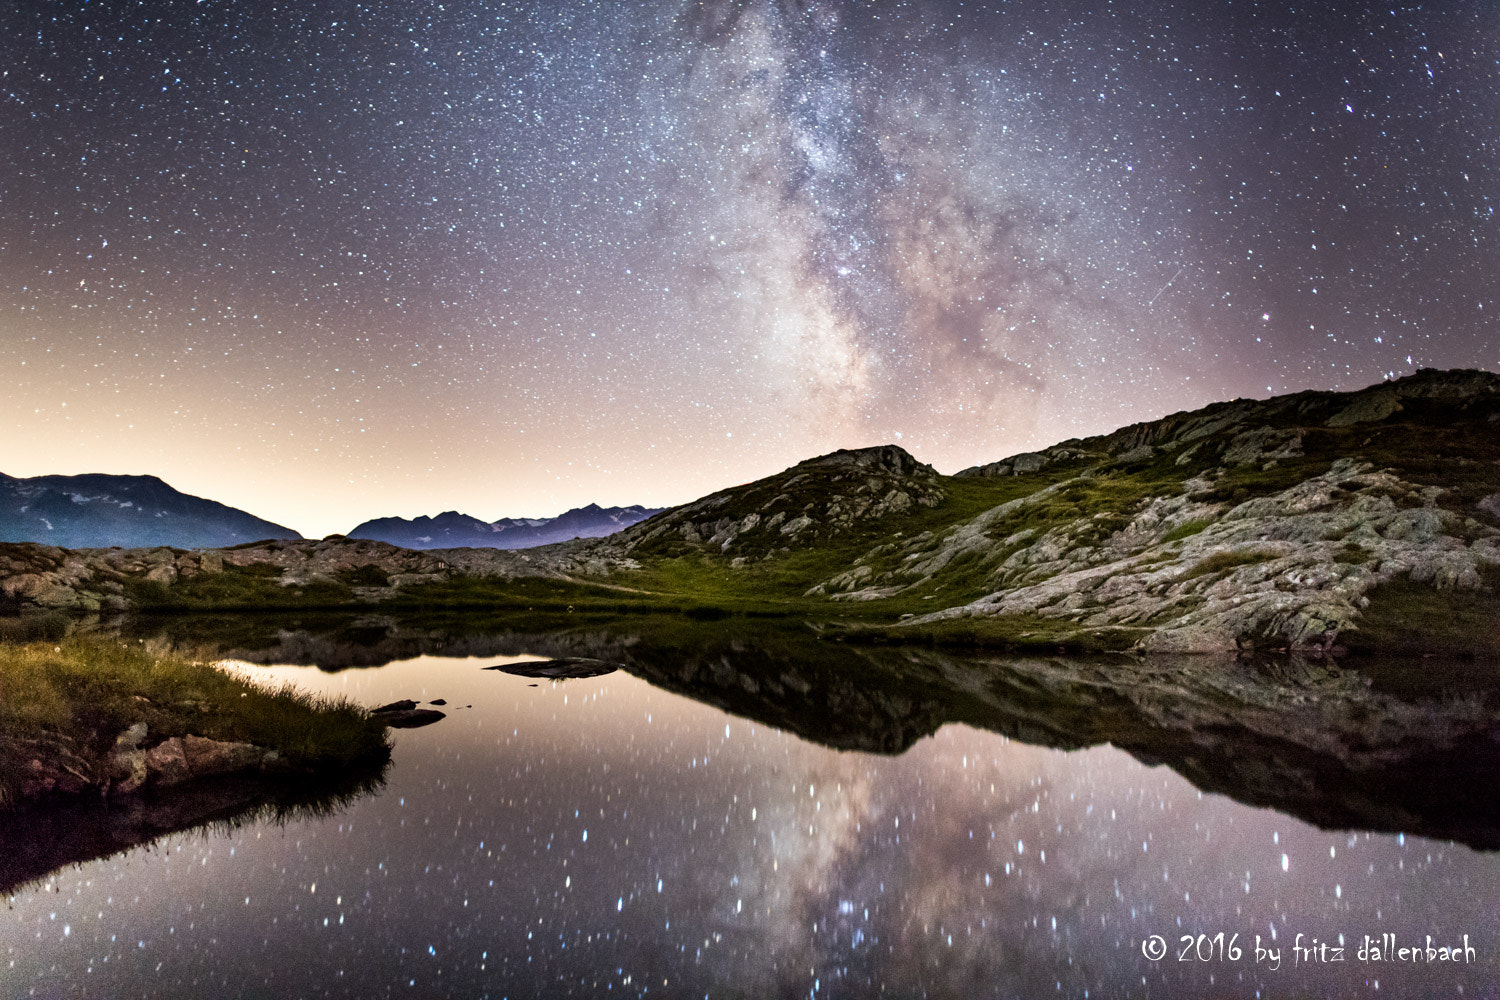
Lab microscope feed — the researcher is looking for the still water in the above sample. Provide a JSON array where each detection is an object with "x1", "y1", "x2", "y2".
[{"x1": 4, "y1": 643, "x2": 1499, "y2": 998}]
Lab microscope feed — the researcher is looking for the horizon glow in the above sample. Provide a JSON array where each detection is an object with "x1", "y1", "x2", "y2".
[{"x1": 4, "y1": 2, "x2": 1497, "y2": 537}]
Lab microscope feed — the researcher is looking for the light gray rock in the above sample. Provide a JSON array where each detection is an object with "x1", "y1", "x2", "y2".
[
  {"x1": 107, "y1": 749, "x2": 149, "y2": 795},
  {"x1": 879, "y1": 454, "x2": 1500, "y2": 653},
  {"x1": 1115, "y1": 445, "x2": 1157, "y2": 464},
  {"x1": 1221, "y1": 427, "x2": 1304, "y2": 466},
  {"x1": 1011, "y1": 453, "x2": 1049, "y2": 474},
  {"x1": 114, "y1": 722, "x2": 148, "y2": 750}
]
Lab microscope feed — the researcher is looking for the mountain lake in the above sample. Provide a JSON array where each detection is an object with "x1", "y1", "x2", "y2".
[{"x1": 2, "y1": 616, "x2": 1497, "y2": 998}]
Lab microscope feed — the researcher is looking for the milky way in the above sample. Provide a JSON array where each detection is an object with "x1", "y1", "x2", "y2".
[{"x1": 3, "y1": 1, "x2": 1496, "y2": 534}]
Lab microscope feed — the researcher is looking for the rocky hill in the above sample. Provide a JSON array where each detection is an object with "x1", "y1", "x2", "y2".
[
  {"x1": 601, "y1": 444, "x2": 945, "y2": 565},
  {"x1": 561, "y1": 368, "x2": 1500, "y2": 654},
  {"x1": 2, "y1": 369, "x2": 1497, "y2": 657},
  {"x1": 0, "y1": 473, "x2": 301, "y2": 550},
  {"x1": 878, "y1": 368, "x2": 1500, "y2": 653},
  {"x1": 348, "y1": 503, "x2": 663, "y2": 550}
]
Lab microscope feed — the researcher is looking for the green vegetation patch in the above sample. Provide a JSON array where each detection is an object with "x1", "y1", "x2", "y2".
[
  {"x1": 1192, "y1": 457, "x2": 1335, "y2": 505},
  {"x1": 1342, "y1": 569, "x2": 1500, "y2": 659},
  {"x1": 0, "y1": 612, "x2": 70, "y2": 644},
  {"x1": 1161, "y1": 518, "x2": 1214, "y2": 543},
  {"x1": 122, "y1": 563, "x2": 356, "y2": 611},
  {"x1": 389, "y1": 572, "x2": 779, "y2": 619},
  {"x1": 617, "y1": 463, "x2": 1090, "y2": 596},
  {"x1": 0, "y1": 637, "x2": 390, "y2": 806},
  {"x1": 337, "y1": 565, "x2": 392, "y2": 588},
  {"x1": 1182, "y1": 549, "x2": 1276, "y2": 581}
]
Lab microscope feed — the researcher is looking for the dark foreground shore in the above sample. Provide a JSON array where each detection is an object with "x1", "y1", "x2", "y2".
[{"x1": 0, "y1": 638, "x2": 389, "y2": 815}]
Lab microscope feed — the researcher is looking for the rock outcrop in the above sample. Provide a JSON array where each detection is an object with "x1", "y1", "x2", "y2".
[
  {"x1": 0, "y1": 536, "x2": 556, "y2": 614},
  {"x1": 888, "y1": 456, "x2": 1499, "y2": 652},
  {"x1": 829, "y1": 369, "x2": 1500, "y2": 652},
  {"x1": 592, "y1": 444, "x2": 945, "y2": 563},
  {"x1": 0, "y1": 721, "x2": 288, "y2": 804}
]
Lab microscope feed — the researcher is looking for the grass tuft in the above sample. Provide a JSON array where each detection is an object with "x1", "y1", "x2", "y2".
[
  {"x1": 1343, "y1": 569, "x2": 1500, "y2": 659},
  {"x1": 1182, "y1": 549, "x2": 1275, "y2": 580},
  {"x1": 1161, "y1": 518, "x2": 1214, "y2": 543},
  {"x1": 0, "y1": 637, "x2": 389, "y2": 807}
]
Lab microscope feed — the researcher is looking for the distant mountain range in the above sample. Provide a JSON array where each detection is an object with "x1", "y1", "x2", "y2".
[
  {"x1": 0, "y1": 472, "x2": 660, "y2": 552},
  {"x1": 346, "y1": 504, "x2": 664, "y2": 550},
  {"x1": 0, "y1": 473, "x2": 302, "y2": 549}
]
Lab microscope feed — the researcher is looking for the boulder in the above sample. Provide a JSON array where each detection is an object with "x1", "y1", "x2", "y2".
[
  {"x1": 484, "y1": 657, "x2": 619, "y2": 679},
  {"x1": 144, "y1": 738, "x2": 192, "y2": 788},
  {"x1": 181, "y1": 735, "x2": 263, "y2": 777},
  {"x1": 370, "y1": 699, "x2": 446, "y2": 727},
  {"x1": 1011, "y1": 452, "x2": 1049, "y2": 474},
  {"x1": 377, "y1": 709, "x2": 445, "y2": 729}
]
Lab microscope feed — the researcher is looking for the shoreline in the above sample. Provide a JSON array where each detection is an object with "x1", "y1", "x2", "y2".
[{"x1": 0, "y1": 638, "x2": 391, "y2": 812}]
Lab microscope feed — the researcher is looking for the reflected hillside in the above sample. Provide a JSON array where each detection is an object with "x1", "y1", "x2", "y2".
[
  {"x1": 0, "y1": 762, "x2": 387, "y2": 895},
  {"x1": 98, "y1": 612, "x2": 1500, "y2": 851}
]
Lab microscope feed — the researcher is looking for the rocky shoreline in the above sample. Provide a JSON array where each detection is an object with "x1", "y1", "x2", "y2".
[
  {"x1": 12, "y1": 722, "x2": 287, "y2": 804},
  {"x1": 0, "y1": 639, "x2": 391, "y2": 819}
]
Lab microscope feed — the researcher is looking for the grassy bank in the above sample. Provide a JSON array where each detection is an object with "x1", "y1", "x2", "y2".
[
  {"x1": 121, "y1": 563, "x2": 358, "y2": 610},
  {"x1": 0, "y1": 638, "x2": 390, "y2": 807},
  {"x1": 1341, "y1": 569, "x2": 1500, "y2": 659}
]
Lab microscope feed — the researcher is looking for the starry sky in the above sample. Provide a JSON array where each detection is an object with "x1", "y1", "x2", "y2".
[{"x1": 4, "y1": 1, "x2": 1497, "y2": 536}]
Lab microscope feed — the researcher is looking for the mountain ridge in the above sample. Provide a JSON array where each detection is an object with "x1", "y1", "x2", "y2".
[
  {"x1": 0, "y1": 472, "x2": 302, "y2": 550},
  {"x1": 347, "y1": 503, "x2": 664, "y2": 550},
  {"x1": 3, "y1": 368, "x2": 1497, "y2": 658}
]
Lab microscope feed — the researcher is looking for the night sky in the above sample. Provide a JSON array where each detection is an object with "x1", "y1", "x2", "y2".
[{"x1": 4, "y1": 1, "x2": 1497, "y2": 537}]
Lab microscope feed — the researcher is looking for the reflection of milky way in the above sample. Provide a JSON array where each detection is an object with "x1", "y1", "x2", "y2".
[
  {"x1": 6, "y1": 657, "x2": 1497, "y2": 997},
  {"x1": 5, "y1": 2, "x2": 1497, "y2": 532}
]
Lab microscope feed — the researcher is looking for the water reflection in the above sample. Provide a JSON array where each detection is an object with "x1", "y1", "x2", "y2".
[
  {"x1": 120, "y1": 612, "x2": 1500, "y2": 848},
  {"x1": 0, "y1": 764, "x2": 387, "y2": 896},
  {"x1": 1, "y1": 615, "x2": 1497, "y2": 997}
]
